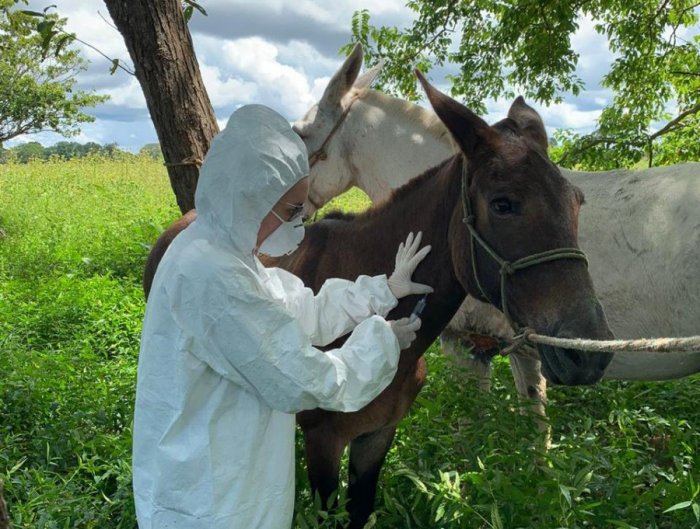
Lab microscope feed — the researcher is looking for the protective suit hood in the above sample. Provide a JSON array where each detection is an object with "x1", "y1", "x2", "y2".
[{"x1": 194, "y1": 104, "x2": 309, "y2": 257}]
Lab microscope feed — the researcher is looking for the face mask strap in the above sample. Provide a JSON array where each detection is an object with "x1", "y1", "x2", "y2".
[
  {"x1": 270, "y1": 209, "x2": 285, "y2": 223},
  {"x1": 271, "y1": 202, "x2": 304, "y2": 223}
]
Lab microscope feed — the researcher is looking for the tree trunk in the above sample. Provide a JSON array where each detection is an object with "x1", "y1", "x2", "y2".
[{"x1": 103, "y1": 0, "x2": 218, "y2": 213}]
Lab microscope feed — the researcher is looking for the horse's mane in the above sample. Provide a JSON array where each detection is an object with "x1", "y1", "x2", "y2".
[
  {"x1": 322, "y1": 211, "x2": 357, "y2": 221},
  {"x1": 313, "y1": 157, "x2": 456, "y2": 231},
  {"x1": 361, "y1": 158, "x2": 455, "y2": 222}
]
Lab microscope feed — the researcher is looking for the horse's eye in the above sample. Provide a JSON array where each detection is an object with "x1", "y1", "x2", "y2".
[{"x1": 490, "y1": 198, "x2": 516, "y2": 215}]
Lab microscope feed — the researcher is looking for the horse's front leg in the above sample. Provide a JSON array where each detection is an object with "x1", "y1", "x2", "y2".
[
  {"x1": 302, "y1": 421, "x2": 346, "y2": 512},
  {"x1": 347, "y1": 425, "x2": 397, "y2": 529}
]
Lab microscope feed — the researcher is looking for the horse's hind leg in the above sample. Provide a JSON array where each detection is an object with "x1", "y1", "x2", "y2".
[
  {"x1": 509, "y1": 347, "x2": 550, "y2": 446},
  {"x1": 347, "y1": 425, "x2": 397, "y2": 529},
  {"x1": 303, "y1": 424, "x2": 346, "y2": 515},
  {"x1": 440, "y1": 329, "x2": 492, "y2": 392}
]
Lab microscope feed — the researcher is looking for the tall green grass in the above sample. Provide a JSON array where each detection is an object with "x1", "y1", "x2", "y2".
[
  {"x1": 1, "y1": 158, "x2": 699, "y2": 528},
  {"x1": 1, "y1": 156, "x2": 176, "y2": 528}
]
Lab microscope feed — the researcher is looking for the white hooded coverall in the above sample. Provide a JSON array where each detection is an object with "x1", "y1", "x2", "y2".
[{"x1": 133, "y1": 105, "x2": 402, "y2": 528}]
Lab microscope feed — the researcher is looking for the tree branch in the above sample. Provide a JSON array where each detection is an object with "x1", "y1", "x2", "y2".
[
  {"x1": 557, "y1": 101, "x2": 700, "y2": 168},
  {"x1": 668, "y1": 70, "x2": 700, "y2": 77},
  {"x1": 69, "y1": 33, "x2": 135, "y2": 76},
  {"x1": 405, "y1": 0, "x2": 459, "y2": 64},
  {"x1": 556, "y1": 135, "x2": 621, "y2": 166},
  {"x1": 649, "y1": 101, "x2": 700, "y2": 140},
  {"x1": 98, "y1": 10, "x2": 119, "y2": 32}
]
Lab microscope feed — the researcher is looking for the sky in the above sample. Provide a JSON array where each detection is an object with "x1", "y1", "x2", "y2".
[{"x1": 9, "y1": 0, "x2": 617, "y2": 152}]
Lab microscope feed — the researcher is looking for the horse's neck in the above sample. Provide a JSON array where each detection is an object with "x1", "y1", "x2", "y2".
[
  {"x1": 326, "y1": 157, "x2": 468, "y2": 352},
  {"x1": 343, "y1": 91, "x2": 456, "y2": 203}
]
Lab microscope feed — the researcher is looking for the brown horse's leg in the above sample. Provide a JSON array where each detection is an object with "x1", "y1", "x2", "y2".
[
  {"x1": 303, "y1": 425, "x2": 346, "y2": 512},
  {"x1": 347, "y1": 425, "x2": 397, "y2": 529}
]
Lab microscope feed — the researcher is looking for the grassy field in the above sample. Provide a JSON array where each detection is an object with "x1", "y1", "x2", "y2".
[{"x1": 1, "y1": 158, "x2": 699, "y2": 528}]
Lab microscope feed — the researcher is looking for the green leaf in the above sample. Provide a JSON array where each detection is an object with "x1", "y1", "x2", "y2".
[
  {"x1": 435, "y1": 502, "x2": 445, "y2": 522},
  {"x1": 490, "y1": 504, "x2": 504, "y2": 529},
  {"x1": 183, "y1": 0, "x2": 207, "y2": 17},
  {"x1": 663, "y1": 500, "x2": 693, "y2": 513},
  {"x1": 559, "y1": 484, "x2": 572, "y2": 507}
]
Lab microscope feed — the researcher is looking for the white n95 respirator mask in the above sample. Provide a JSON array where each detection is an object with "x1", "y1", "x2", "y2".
[{"x1": 258, "y1": 210, "x2": 305, "y2": 257}]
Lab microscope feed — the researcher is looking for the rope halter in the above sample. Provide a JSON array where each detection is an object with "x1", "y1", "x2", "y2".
[{"x1": 307, "y1": 94, "x2": 361, "y2": 168}]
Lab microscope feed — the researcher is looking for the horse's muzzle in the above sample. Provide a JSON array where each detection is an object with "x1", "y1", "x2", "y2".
[{"x1": 538, "y1": 343, "x2": 612, "y2": 385}]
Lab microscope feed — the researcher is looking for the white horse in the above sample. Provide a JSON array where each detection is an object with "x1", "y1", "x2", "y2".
[{"x1": 294, "y1": 45, "x2": 700, "y2": 416}]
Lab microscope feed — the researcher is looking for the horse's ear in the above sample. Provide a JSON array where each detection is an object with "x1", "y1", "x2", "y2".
[
  {"x1": 415, "y1": 69, "x2": 494, "y2": 158},
  {"x1": 508, "y1": 96, "x2": 548, "y2": 152},
  {"x1": 353, "y1": 59, "x2": 384, "y2": 91},
  {"x1": 320, "y1": 43, "x2": 363, "y2": 107}
]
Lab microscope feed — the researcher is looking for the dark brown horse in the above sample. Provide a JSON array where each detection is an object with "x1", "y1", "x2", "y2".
[{"x1": 143, "y1": 75, "x2": 613, "y2": 528}]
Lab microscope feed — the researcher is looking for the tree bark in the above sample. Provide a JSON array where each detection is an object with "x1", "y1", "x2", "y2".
[{"x1": 103, "y1": 0, "x2": 218, "y2": 213}]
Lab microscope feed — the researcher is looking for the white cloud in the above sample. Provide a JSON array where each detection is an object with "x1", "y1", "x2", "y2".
[
  {"x1": 311, "y1": 76, "x2": 331, "y2": 101},
  {"x1": 101, "y1": 77, "x2": 147, "y2": 109},
  {"x1": 221, "y1": 37, "x2": 317, "y2": 117},
  {"x1": 483, "y1": 97, "x2": 602, "y2": 137},
  {"x1": 539, "y1": 102, "x2": 603, "y2": 132},
  {"x1": 572, "y1": 15, "x2": 614, "y2": 90},
  {"x1": 275, "y1": 40, "x2": 342, "y2": 75},
  {"x1": 199, "y1": 63, "x2": 259, "y2": 107}
]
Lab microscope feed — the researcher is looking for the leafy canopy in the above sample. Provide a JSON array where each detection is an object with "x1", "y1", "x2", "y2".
[
  {"x1": 345, "y1": 0, "x2": 700, "y2": 169},
  {"x1": 0, "y1": 0, "x2": 108, "y2": 144}
]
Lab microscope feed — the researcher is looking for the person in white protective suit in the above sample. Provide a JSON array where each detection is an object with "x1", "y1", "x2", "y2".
[{"x1": 132, "y1": 104, "x2": 434, "y2": 529}]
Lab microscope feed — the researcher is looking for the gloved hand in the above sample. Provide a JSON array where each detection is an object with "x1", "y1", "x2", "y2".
[
  {"x1": 389, "y1": 317, "x2": 422, "y2": 350},
  {"x1": 387, "y1": 231, "x2": 433, "y2": 299}
]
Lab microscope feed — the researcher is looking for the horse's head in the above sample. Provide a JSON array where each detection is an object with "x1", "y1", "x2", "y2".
[
  {"x1": 292, "y1": 43, "x2": 381, "y2": 215},
  {"x1": 417, "y1": 72, "x2": 614, "y2": 386}
]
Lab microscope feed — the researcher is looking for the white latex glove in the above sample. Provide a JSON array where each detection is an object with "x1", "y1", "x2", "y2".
[
  {"x1": 389, "y1": 317, "x2": 422, "y2": 350},
  {"x1": 387, "y1": 231, "x2": 434, "y2": 299}
]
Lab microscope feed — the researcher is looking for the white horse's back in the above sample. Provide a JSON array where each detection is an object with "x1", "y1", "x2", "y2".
[{"x1": 569, "y1": 164, "x2": 700, "y2": 379}]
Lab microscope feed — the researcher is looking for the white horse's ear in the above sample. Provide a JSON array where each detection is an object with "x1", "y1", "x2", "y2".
[
  {"x1": 320, "y1": 43, "x2": 364, "y2": 107},
  {"x1": 353, "y1": 60, "x2": 384, "y2": 91}
]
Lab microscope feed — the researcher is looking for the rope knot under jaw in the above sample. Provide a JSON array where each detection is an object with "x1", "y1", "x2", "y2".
[
  {"x1": 500, "y1": 328, "x2": 536, "y2": 356},
  {"x1": 500, "y1": 262, "x2": 516, "y2": 276},
  {"x1": 463, "y1": 214, "x2": 475, "y2": 225}
]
